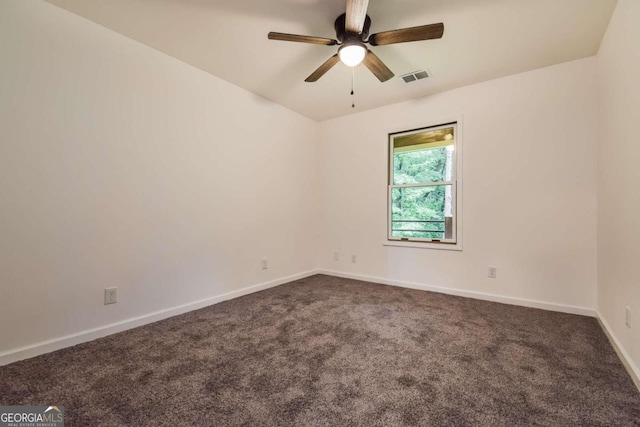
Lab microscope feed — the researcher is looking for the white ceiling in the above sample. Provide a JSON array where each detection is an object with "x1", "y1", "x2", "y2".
[{"x1": 46, "y1": 0, "x2": 617, "y2": 121}]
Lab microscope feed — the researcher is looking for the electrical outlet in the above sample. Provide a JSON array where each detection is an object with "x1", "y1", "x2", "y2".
[
  {"x1": 333, "y1": 251, "x2": 339, "y2": 261},
  {"x1": 626, "y1": 306, "x2": 631, "y2": 328},
  {"x1": 488, "y1": 267, "x2": 497, "y2": 278},
  {"x1": 104, "y1": 287, "x2": 117, "y2": 305},
  {"x1": 261, "y1": 258, "x2": 268, "y2": 270},
  {"x1": 351, "y1": 254, "x2": 357, "y2": 263}
]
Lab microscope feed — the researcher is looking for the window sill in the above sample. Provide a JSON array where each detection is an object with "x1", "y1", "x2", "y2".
[{"x1": 383, "y1": 241, "x2": 463, "y2": 251}]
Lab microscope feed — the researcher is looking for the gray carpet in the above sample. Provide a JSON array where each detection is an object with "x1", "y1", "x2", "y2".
[{"x1": 1, "y1": 275, "x2": 639, "y2": 426}]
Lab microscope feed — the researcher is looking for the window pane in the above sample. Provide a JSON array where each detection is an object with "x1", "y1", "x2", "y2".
[
  {"x1": 391, "y1": 185, "x2": 454, "y2": 240},
  {"x1": 393, "y1": 144, "x2": 454, "y2": 185}
]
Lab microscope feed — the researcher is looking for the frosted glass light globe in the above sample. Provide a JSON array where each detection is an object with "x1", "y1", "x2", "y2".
[{"x1": 339, "y1": 44, "x2": 366, "y2": 67}]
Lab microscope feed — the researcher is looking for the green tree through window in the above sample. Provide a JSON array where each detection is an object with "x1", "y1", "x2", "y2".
[{"x1": 389, "y1": 124, "x2": 456, "y2": 242}]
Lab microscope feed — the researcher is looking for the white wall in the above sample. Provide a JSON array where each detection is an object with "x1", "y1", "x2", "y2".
[
  {"x1": 318, "y1": 57, "x2": 599, "y2": 311},
  {"x1": 597, "y1": 0, "x2": 640, "y2": 375},
  {"x1": 0, "y1": 1, "x2": 319, "y2": 355},
  {"x1": 0, "y1": 0, "x2": 621, "y2": 368}
]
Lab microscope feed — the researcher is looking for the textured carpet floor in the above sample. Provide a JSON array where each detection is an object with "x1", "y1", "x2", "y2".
[{"x1": 1, "y1": 275, "x2": 639, "y2": 426}]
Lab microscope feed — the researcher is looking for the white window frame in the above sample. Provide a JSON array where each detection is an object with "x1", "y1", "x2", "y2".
[{"x1": 385, "y1": 120, "x2": 463, "y2": 251}]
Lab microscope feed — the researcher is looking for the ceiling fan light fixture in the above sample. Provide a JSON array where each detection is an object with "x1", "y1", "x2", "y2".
[{"x1": 338, "y1": 42, "x2": 366, "y2": 67}]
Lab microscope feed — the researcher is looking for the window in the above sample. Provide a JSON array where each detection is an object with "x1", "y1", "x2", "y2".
[{"x1": 388, "y1": 122, "x2": 460, "y2": 245}]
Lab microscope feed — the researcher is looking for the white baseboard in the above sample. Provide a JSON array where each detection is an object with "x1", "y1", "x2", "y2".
[
  {"x1": 596, "y1": 311, "x2": 640, "y2": 391},
  {"x1": 318, "y1": 269, "x2": 596, "y2": 317},
  {"x1": 0, "y1": 269, "x2": 608, "y2": 369},
  {"x1": 0, "y1": 269, "x2": 319, "y2": 366}
]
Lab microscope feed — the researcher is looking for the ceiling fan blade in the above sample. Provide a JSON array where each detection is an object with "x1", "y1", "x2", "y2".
[
  {"x1": 368, "y1": 23, "x2": 444, "y2": 46},
  {"x1": 345, "y1": 0, "x2": 369, "y2": 33},
  {"x1": 268, "y1": 32, "x2": 337, "y2": 46},
  {"x1": 363, "y1": 49, "x2": 394, "y2": 82},
  {"x1": 305, "y1": 54, "x2": 340, "y2": 82}
]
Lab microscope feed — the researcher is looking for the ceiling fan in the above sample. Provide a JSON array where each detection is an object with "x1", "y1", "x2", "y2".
[{"x1": 268, "y1": 0, "x2": 444, "y2": 83}]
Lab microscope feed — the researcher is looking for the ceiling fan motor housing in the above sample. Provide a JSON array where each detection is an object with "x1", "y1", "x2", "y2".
[{"x1": 334, "y1": 13, "x2": 371, "y2": 43}]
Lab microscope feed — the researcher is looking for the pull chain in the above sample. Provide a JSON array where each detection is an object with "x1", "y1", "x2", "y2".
[{"x1": 351, "y1": 68, "x2": 355, "y2": 108}]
